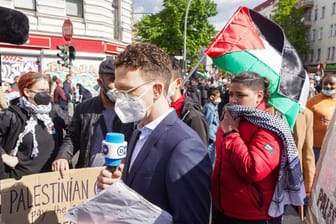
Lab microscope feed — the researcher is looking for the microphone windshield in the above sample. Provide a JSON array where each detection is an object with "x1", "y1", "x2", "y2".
[{"x1": 0, "y1": 7, "x2": 29, "y2": 45}]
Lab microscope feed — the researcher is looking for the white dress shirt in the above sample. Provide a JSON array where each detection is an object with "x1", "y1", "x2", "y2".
[{"x1": 129, "y1": 108, "x2": 174, "y2": 171}]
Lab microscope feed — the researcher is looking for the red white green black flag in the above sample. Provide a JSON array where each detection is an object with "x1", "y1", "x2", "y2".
[{"x1": 205, "y1": 6, "x2": 306, "y2": 129}]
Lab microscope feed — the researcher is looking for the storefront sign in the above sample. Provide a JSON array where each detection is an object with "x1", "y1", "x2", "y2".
[{"x1": 326, "y1": 64, "x2": 336, "y2": 71}]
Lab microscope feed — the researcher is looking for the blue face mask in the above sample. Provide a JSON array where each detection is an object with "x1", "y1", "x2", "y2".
[{"x1": 321, "y1": 89, "x2": 336, "y2": 97}]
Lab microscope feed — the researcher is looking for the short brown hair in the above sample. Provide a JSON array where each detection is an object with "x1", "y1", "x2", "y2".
[{"x1": 114, "y1": 43, "x2": 173, "y2": 91}]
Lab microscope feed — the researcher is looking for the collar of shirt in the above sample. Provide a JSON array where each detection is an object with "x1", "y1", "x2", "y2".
[
  {"x1": 137, "y1": 108, "x2": 175, "y2": 133},
  {"x1": 129, "y1": 108, "x2": 174, "y2": 171}
]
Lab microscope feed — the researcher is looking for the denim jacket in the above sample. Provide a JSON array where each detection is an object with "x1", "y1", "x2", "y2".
[{"x1": 203, "y1": 102, "x2": 219, "y2": 142}]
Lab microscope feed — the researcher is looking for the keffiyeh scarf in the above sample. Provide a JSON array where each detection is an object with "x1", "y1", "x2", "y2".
[
  {"x1": 225, "y1": 104, "x2": 305, "y2": 217},
  {"x1": 10, "y1": 97, "x2": 54, "y2": 158}
]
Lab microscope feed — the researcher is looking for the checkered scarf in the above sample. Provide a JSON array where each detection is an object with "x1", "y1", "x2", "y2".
[
  {"x1": 10, "y1": 97, "x2": 54, "y2": 158},
  {"x1": 226, "y1": 104, "x2": 306, "y2": 217}
]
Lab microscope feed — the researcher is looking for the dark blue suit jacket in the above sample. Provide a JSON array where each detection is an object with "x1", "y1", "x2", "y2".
[{"x1": 123, "y1": 111, "x2": 212, "y2": 223}]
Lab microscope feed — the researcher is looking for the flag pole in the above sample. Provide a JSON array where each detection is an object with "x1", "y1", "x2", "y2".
[
  {"x1": 183, "y1": 0, "x2": 192, "y2": 75},
  {"x1": 182, "y1": 54, "x2": 206, "y2": 87}
]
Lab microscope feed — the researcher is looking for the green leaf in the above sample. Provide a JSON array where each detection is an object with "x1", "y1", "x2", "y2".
[
  {"x1": 272, "y1": 0, "x2": 309, "y2": 57},
  {"x1": 134, "y1": 0, "x2": 217, "y2": 68}
]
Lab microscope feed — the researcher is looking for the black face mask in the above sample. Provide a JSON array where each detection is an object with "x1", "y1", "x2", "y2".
[{"x1": 34, "y1": 91, "x2": 51, "y2": 105}]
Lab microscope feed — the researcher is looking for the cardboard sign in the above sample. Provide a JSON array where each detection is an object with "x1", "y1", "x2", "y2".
[
  {"x1": 306, "y1": 110, "x2": 336, "y2": 224},
  {"x1": 0, "y1": 167, "x2": 103, "y2": 224}
]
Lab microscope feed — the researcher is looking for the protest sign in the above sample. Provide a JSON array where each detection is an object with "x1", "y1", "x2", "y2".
[
  {"x1": 306, "y1": 109, "x2": 336, "y2": 224},
  {"x1": 0, "y1": 167, "x2": 102, "y2": 224}
]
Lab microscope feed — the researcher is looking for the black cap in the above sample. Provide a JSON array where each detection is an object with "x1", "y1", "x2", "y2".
[{"x1": 99, "y1": 59, "x2": 115, "y2": 75}]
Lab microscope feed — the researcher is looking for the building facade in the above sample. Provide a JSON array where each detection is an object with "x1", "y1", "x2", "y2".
[
  {"x1": 254, "y1": 0, "x2": 278, "y2": 19},
  {"x1": 0, "y1": 0, "x2": 133, "y2": 92},
  {"x1": 304, "y1": 0, "x2": 336, "y2": 73},
  {"x1": 254, "y1": 0, "x2": 336, "y2": 74}
]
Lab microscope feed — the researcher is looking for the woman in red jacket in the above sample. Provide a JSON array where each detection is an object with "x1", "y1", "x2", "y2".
[{"x1": 212, "y1": 72, "x2": 305, "y2": 224}]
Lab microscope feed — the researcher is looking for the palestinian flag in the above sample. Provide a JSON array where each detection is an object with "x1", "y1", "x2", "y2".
[{"x1": 205, "y1": 6, "x2": 306, "y2": 129}]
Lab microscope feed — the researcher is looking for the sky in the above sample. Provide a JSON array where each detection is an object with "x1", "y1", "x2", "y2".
[{"x1": 133, "y1": 0, "x2": 265, "y2": 31}]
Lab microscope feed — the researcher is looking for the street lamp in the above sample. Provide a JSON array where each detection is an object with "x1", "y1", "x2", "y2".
[{"x1": 183, "y1": 0, "x2": 192, "y2": 75}]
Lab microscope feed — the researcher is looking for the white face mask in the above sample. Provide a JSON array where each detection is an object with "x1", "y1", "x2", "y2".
[
  {"x1": 114, "y1": 87, "x2": 151, "y2": 123},
  {"x1": 214, "y1": 98, "x2": 222, "y2": 104},
  {"x1": 100, "y1": 79, "x2": 116, "y2": 102},
  {"x1": 106, "y1": 89, "x2": 117, "y2": 102},
  {"x1": 321, "y1": 89, "x2": 336, "y2": 97}
]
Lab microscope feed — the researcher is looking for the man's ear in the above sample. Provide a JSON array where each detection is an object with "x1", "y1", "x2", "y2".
[
  {"x1": 175, "y1": 78, "x2": 183, "y2": 89},
  {"x1": 153, "y1": 83, "x2": 163, "y2": 99},
  {"x1": 97, "y1": 78, "x2": 103, "y2": 87}
]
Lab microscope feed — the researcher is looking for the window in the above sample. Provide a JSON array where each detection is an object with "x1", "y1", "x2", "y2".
[
  {"x1": 306, "y1": 10, "x2": 312, "y2": 21},
  {"x1": 317, "y1": 48, "x2": 321, "y2": 62},
  {"x1": 112, "y1": 0, "x2": 120, "y2": 39},
  {"x1": 14, "y1": 0, "x2": 36, "y2": 10},
  {"x1": 66, "y1": 0, "x2": 83, "y2": 17},
  {"x1": 314, "y1": 8, "x2": 318, "y2": 21},
  {"x1": 333, "y1": 2, "x2": 336, "y2": 15},
  {"x1": 318, "y1": 27, "x2": 323, "y2": 40},
  {"x1": 311, "y1": 29, "x2": 316, "y2": 41},
  {"x1": 306, "y1": 31, "x2": 310, "y2": 41},
  {"x1": 334, "y1": 24, "x2": 336, "y2": 37},
  {"x1": 321, "y1": 6, "x2": 325, "y2": 19},
  {"x1": 310, "y1": 50, "x2": 314, "y2": 62},
  {"x1": 330, "y1": 25, "x2": 334, "y2": 37},
  {"x1": 327, "y1": 47, "x2": 335, "y2": 60}
]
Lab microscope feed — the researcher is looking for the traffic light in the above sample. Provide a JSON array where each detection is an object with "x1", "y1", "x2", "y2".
[
  {"x1": 57, "y1": 45, "x2": 69, "y2": 67},
  {"x1": 68, "y1": 44, "x2": 76, "y2": 64}
]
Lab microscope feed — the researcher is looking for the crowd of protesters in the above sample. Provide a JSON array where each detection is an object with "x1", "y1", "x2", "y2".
[{"x1": 1, "y1": 42, "x2": 336, "y2": 223}]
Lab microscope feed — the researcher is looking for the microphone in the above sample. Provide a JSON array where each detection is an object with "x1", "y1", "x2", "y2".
[
  {"x1": 0, "y1": 6, "x2": 29, "y2": 45},
  {"x1": 102, "y1": 132, "x2": 127, "y2": 173}
]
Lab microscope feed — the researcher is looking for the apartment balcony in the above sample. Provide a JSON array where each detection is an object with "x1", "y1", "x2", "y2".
[
  {"x1": 304, "y1": 20, "x2": 312, "y2": 27},
  {"x1": 301, "y1": 0, "x2": 314, "y2": 9}
]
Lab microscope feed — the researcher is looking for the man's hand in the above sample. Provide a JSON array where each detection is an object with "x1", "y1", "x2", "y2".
[
  {"x1": 97, "y1": 164, "x2": 124, "y2": 190},
  {"x1": 2, "y1": 153, "x2": 19, "y2": 168},
  {"x1": 52, "y1": 158, "x2": 70, "y2": 178}
]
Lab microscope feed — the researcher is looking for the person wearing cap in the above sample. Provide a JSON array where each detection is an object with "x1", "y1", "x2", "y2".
[{"x1": 52, "y1": 58, "x2": 135, "y2": 177}]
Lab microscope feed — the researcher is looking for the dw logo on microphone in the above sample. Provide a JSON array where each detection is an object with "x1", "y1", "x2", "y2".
[{"x1": 117, "y1": 145, "x2": 127, "y2": 156}]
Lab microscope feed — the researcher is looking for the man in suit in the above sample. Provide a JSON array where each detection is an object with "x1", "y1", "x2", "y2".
[{"x1": 97, "y1": 43, "x2": 212, "y2": 223}]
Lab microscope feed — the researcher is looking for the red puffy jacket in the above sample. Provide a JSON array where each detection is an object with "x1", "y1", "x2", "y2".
[{"x1": 212, "y1": 102, "x2": 282, "y2": 220}]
